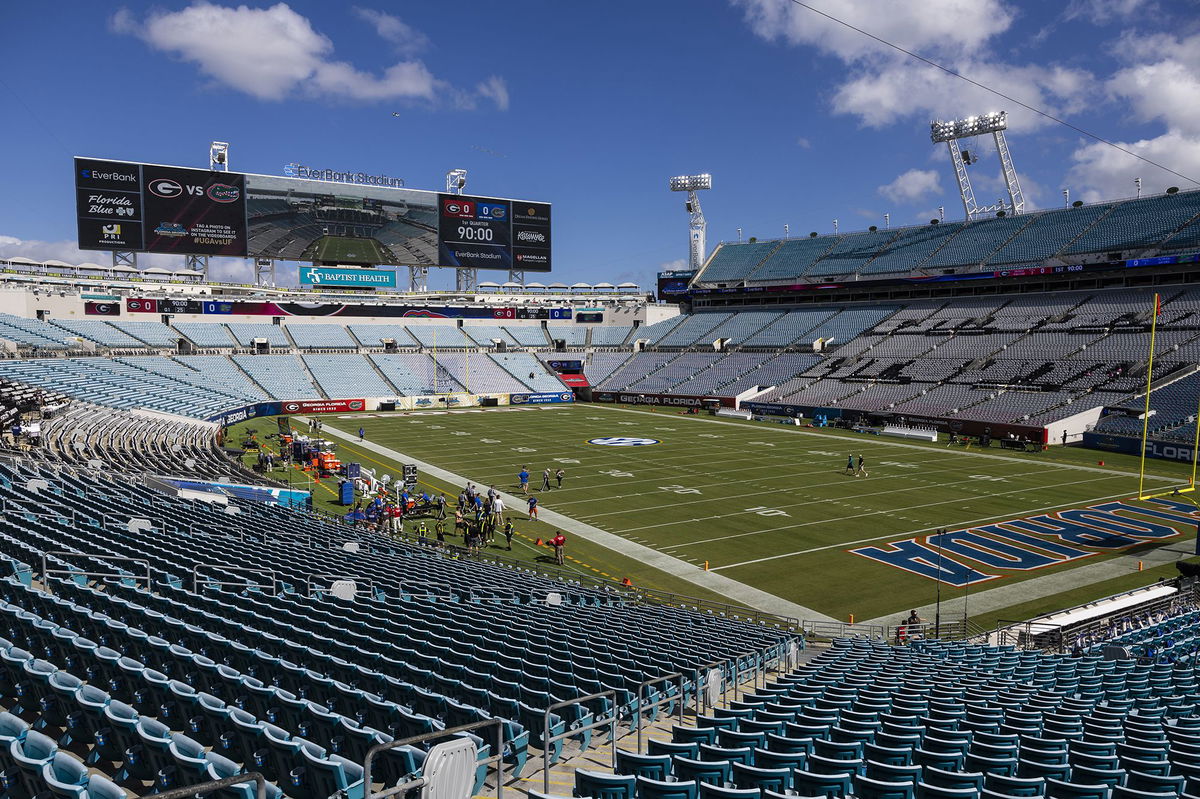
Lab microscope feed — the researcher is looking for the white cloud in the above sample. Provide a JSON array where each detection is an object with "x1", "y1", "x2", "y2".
[
  {"x1": 1064, "y1": 0, "x2": 1153, "y2": 23},
  {"x1": 732, "y1": 0, "x2": 1015, "y2": 63},
  {"x1": 112, "y1": 2, "x2": 507, "y2": 109},
  {"x1": 658, "y1": 259, "x2": 688, "y2": 272},
  {"x1": 475, "y1": 76, "x2": 510, "y2": 112},
  {"x1": 795, "y1": 137, "x2": 812, "y2": 149},
  {"x1": 877, "y1": 169, "x2": 942, "y2": 204},
  {"x1": 1065, "y1": 31, "x2": 1200, "y2": 201},
  {"x1": 352, "y1": 7, "x2": 430, "y2": 54},
  {"x1": 1067, "y1": 131, "x2": 1200, "y2": 202},
  {"x1": 732, "y1": 0, "x2": 1094, "y2": 133}
]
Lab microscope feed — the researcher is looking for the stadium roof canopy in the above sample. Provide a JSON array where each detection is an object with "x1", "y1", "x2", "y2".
[{"x1": 76, "y1": 262, "x2": 106, "y2": 271}]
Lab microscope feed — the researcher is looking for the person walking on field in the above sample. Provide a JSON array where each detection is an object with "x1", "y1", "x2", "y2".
[
  {"x1": 518, "y1": 467, "x2": 529, "y2": 494},
  {"x1": 541, "y1": 468, "x2": 551, "y2": 491},
  {"x1": 555, "y1": 468, "x2": 565, "y2": 488},
  {"x1": 527, "y1": 494, "x2": 539, "y2": 520},
  {"x1": 856, "y1": 454, "x2": 868, "y2": 477},
  {"x1": 550, "y1": 532, "x2": 566, "y2": 566},
  {"x1": 503, "y1": 519, "x2": 515, "y2": 550},
  {"x1": 358, "y1": 426, "x2": 365, "y2": 442},
  {"x1": 844, "y1": 454, "x2": 855, "y2": 475}
]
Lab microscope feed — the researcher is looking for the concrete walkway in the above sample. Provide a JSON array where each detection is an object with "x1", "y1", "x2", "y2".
[
  {"x1": 860, "y1": 541, "x2": 1194, "y2": 627},
  {"x1": 315, "y1": 419, "x2": 837, "y2": 623}
]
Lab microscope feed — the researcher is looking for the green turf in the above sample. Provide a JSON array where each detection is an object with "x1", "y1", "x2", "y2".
[
  {"x1": 229, "y1": 403, "x2": 1200, "y2": 623},
  {"x1": 305, "y1": 235, "x2": 386, "y2": 265}
]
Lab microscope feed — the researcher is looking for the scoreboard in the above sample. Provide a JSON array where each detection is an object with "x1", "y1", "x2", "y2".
[{"x1": 74, "y1": 157, "x2": 553, "y2": 272}]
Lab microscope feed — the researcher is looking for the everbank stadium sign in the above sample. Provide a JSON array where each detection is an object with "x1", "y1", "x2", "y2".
[{"x1": 283, "y1": 163, "x2": 405, "y2": 188}]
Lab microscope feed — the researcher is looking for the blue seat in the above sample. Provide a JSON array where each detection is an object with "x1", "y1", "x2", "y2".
[
  {"x1": 41, "y1": 751, "x2": 90, "y2": 799},
  {"x1": 867, "y1": 762, "x2": 923, "y2": 786},
  {"x1": 574, "y1": 769, "x2": 636, "y2": 799},
  {"x1": 924, "y1": 768, "x2": 985, "y2": 792},
  {"x1": 675, "y1": 726, "x2": 720, "y2": 746},
  {"x1": 0, "y1": 712, "x2": 28, "y2": 746},
  {"x1": 1111, "y1": 788, "x2": 1179, "y2": 799},
  {"x1": 1018, "y1": 760, "x2": 1071, "y2": 782},
  {"x1": 1043, "y1": 779, "x2": 1111, "y2": 799},
  {"x1": 916, "y1": 783, "x2": 981, "y2": 799},
  {"x1": 697, "y1": 785, "x2": 760, "y2": 799},
  {"x1": 1124, "y1": 772, "x2": 1186, "y2": 794},
  {"x1": 649, "y1": 740, "x2": 700, "y2": 759},
  {"x1": 867, "y1": 743, "x2": 914, "y2": 766},
  {"x1": 699, "y1": 745, "x2": 754, "y2": 766},
  {"x1": 11, "y1": 729, "x2": 58, "y2": 797},
  {"x1": 731, "y1": 762, "x2": 790, "y2": 792},
  {"x1": 814, "y1": 739, "x2": 864, "y2": 761},
  {"x1": 1069, "y1": 767, "x2": 1125, "y2": 788},
  {"x1": 614, "y1": 750, "x2": 672, "y2": 781},
  {"x1": 764, "y1": 734, "x2": 813, "y2": 755},
  {"x1": 854, "y1": 774, "x2": 917, "y2": 799},
  {"x1": 753, "y1": 748, "x2": 807, "y2": 773},
  {"x1": 637, "y1": 777, "x2": 699, "y2": 799},
  {"x1": 966, "y1": 754, "x2": 1017, "y2": 776},
  {"x1": 674, "y1": 757, "x2": 733, "y2": 787},
  {"x1": 296, "y1": 746, "x2": 364, "y2": 799},
  {"x1": 791, "y1": 769, "x2": 852, "y2": 798},
  {"x1": 913, "y1": 749, "x2": 965, "y2": 772},
  {"x1": 808, "y1": 753, "x2": 863, "y2": 775}
]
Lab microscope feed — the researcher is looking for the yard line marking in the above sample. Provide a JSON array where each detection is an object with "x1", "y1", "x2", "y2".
[{"x1": 708, "y1": 481, "x2": 1149, "y2": 570}]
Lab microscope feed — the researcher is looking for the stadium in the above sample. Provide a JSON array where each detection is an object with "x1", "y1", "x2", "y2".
[{"x1": 5, "y1": 4, "x2": 1200, "y2": 799}]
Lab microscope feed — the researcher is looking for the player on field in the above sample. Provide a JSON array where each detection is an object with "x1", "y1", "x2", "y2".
[
  {"x1": 518, "y1": 467, "x2": 530, "y2": 494},
  {"x1": 856, "y1": 454, "x2": 868, "y2": 477},
  {"x1": 527, "y1": 494, "x2": 539, "y2": 520},
  {"x1": 542, "y1": 468, "x2": 551, "y2": 491},
  {"x1": 844, "y1": 455, "x2": 855, "y2": 474},
  {"x1": 555, "y1": 468, "x2": 565, "y2": 488}
]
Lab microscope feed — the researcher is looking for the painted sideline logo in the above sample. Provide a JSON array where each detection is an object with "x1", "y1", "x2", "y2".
[
  {"x1": 588, "y1": 436, "x2": 661, "y2": 447},
  {"x1": 850, "y1": 497, "x2": 1200, "y2": 586}
]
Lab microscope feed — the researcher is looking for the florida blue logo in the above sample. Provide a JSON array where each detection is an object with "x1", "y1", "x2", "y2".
[{"x1": 588, "y1": 437, "x2": 661, "y2": 446}]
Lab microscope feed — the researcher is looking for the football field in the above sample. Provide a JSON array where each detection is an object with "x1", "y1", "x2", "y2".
[
  {"x1": 237, "y1": 403, "x2": 1200, "y2": 626},
  {"x1": 305, "y1": 235, "x2": 387, "y2": 265}
]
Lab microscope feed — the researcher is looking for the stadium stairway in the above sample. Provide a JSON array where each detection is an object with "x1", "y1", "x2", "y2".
[
  {"x1": 364, "y1": 356, "x2": 403, "y2": 396},
  {"x1": 296, "y1": 356, "x2": 329, "y2": 399}
]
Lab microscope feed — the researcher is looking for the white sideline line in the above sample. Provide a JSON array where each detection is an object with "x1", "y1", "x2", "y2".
[{"x1": 589, "y1": 404, "x2": 1180, "y2": 483}]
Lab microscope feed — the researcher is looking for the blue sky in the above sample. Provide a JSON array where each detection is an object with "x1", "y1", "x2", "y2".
[{"x1": 1, "y1": 0, "x2": 1198, "y2": 289}]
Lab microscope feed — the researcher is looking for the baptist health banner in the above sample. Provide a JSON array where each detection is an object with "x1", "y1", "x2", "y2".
[{"x1": 299, "y1": 266, "x2": 397, "y2": 289}]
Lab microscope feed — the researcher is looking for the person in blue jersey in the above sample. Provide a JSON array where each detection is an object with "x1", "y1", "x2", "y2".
[
  {"x1": 527, "y1": 494, "x2": 539, "y2": 520},
  {"x1": 358, "y1": 426, "x2": 365, "y2": 442},
  {"x1": 518, "y1": 466, "x2": 530, "y2": 494}
]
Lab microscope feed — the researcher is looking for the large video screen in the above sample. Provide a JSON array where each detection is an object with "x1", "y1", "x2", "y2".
[{"x1": 74, "y1": 157, "x2": 552, "y2": 272}]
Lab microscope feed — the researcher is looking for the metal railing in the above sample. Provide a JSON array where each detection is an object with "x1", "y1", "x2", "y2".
[
  {"x1": 363, "y1": 718, "x2": 505, "y2": 799},
  {"x1": 42, "y1": 552, "x2": 150, "y2": 590},
  {"x1": 543, "y1": 691, "x2": 618, "y2": 794},
  {"x1": 802, "y1": 619, "x2": 886, "y2": 641},
  {"x1": 398, "y1": 581, "x2": 456, "y2": 601},
  {"x1": 139, "y1": 771, "x2": 269, "y2": 799},
  {"x1": 635, "y1": 672, "x2": 684, "y2": 752},
  {"x1": 193, "y1": 565, "x2": 277, "y2": 595}
]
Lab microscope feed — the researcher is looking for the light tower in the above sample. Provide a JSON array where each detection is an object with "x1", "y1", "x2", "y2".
[
  {"x1": 669, "y1": 174, "x2": 712, "y2": 272},
  {"x1": 930, "y1": 111, "x2": 1024, "y2": 220},
  {"x1": 445, "y1": 169, "x2": 471, "y2": 293}
]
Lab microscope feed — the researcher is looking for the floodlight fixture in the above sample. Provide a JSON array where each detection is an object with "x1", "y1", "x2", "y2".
[
  {"x1": 209, "y1": 141, "x2": 230, "y2": 171},
  {"x1": 928, "y1": 110, "x2": 1023, "y2": 220},
  {"x1": 929, "y1": 111, "x2": 1007, "y2": 143},
  {"x1": 670, "y1": 173, "x2": 712, "y2": 272},
  {"x1": 669, "y1": 173, "x2": 712, "y2": 192}
]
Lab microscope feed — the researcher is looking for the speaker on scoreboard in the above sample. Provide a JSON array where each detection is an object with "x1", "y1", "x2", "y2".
[{"x1": 554, "y1": 339, "x2": 566, "y2": 352}]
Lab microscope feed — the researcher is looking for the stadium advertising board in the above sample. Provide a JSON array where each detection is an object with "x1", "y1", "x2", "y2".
[
  {"x1": 657, "y1": 270, "x2": 696, "y2": 297},
  {"x1": 592, "y1": 391, "x2": 730, "y2": 407},
  {"x1": 121, "y1": 297, "x2": 570, "y2": 319},
  {"x1": 76, "y1": 157, "x2": 552, "y2": 272},
  {"x1": 299, "y1": 266, "x2": 397, "y2": 288},
  {"x1": 280, "y1": 399, "x2": 366, "y2": 414},
  {"x1": 1083, "y1": 432, "x2": 1196, "y2": 462},
  {"x1": 509, "y1": 392, "x2": 574, "y2": 405}
]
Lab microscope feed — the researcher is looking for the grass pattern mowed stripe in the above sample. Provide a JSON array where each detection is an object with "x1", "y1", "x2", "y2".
[{"x1": 237, "y1": 404, "x2": 1198, "y2": 621}]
